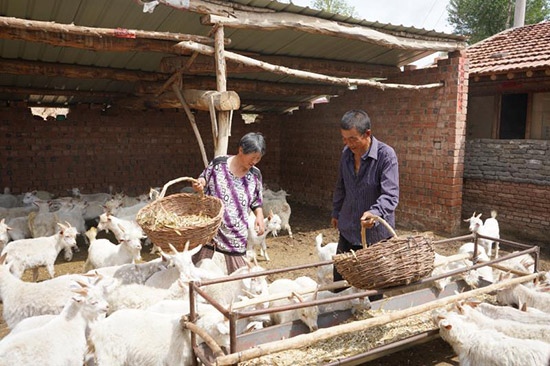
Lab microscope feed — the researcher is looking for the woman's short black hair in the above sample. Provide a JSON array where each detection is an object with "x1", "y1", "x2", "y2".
[
  {"x1": 239, "y1": 132, "x2": 266, "y2": 155},
  {"x1": 341, "y1": 109, "x2": 371, "y2": 135}
]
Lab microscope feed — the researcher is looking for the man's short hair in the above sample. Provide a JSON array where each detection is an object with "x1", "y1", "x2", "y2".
[{"x1": 341, "y1": 109, "x2": 371, "y2": 135}]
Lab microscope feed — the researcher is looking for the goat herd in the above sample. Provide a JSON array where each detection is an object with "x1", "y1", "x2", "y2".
[{"x1": 0, "y1": 187, "x2": 549, "y2": 366}]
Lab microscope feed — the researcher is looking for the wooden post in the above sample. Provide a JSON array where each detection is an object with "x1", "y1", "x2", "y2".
[
  {"x1": 171, "y1": 83, "x2": 209, "y2": 168},
  {"x1": 214, "y1": 25, "x2": 230, "y2": 157},
  {"x1": 215, "y1": 272, "x2": 544, "y2": 365}
]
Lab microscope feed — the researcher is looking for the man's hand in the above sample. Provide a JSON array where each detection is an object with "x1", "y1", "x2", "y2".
[
  {"x1": 331, "y1": 217, "x2": 338, "y2": 229},
  {"x1": 192, "y1": 177, "x2": 206, "y2": 193},
  {"x1": 360, "y1": 211, "x2": 377, "y2": 229}
]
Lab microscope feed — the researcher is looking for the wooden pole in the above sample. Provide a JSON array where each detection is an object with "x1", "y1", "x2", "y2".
[
  {"x1": 215, "y1": 272, "x2": 544, "y2": 365},
  {"x1": 171, "y1": 83, "x2": 209, "y2": 168},
  {"x1": 214, "y1": 25, "x2": 230, "y2": 157},
  {"x1": 174, "y1": 41, "x2": 444, "y2": 91}
]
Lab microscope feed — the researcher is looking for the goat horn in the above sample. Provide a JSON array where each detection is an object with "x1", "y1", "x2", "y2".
[
  {"x1": 184, "y1": 241, "x2": 190, "y2": 252},
  {"x1": 169, "y1": 243, "x2": 179, "y2": 254},
  {"x1": 117, "y1": 224, "x2": 126, "y2": 233}
]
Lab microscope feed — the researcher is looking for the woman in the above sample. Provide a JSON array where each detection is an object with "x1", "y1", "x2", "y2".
[{"x1": 192, "y1": 132, "x2": 266, "y2": 274}]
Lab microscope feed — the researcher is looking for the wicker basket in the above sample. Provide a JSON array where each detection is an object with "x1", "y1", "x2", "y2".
[
  {"x1": 136, "y1": 177, "x2": 224, "y2": 252},
  {"x1": 333, "y1": 217, "x2": 434, "y2": 290}
]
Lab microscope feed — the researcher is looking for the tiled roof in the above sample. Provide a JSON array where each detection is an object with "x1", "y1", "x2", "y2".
[{"x1": 467, "y1": 21, "x2": 550, "y2": 75}]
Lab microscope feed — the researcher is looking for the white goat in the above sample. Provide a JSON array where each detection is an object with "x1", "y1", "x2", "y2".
[
  {"x1": 247, "y1": 211, "x2": 281, "y2": 262},
  {"x1": 315, "y1": 233, "x2": 338, "y2": 285},
  {"x1": 106, "y1": 278, "x2": 190, "y2": 314},
  {"x1": 97, "y1": 212, "x2": 144, "y2": 242},
  {"x1": 83, "y1": 227, "x2": 142, "y2": 271},
  {"x1": 262, "y1": 189, "x2": 292, "y2": 238},
  {"x1": 457, "y1": 242, "x2": 494, "y2": 283},
  {"x1": 0, "y1": 281, "x2": 109, "y2": 366},
  {"x1": 0, "y1": 254, "x2": 96, "y2": 328},
  {"x1": 71, "y1": 187, "x2": 111, "y2": 204},
  {"x1": 268, "y1": 278, "x2": 319, "y2": 332},
  {"x1": 2, "y1": 222, "x2": 78, "y2": 281},
  {"x1": 28, "y1": 200, "x2": 59, "y2": 238},
  {"x1": 431, "y1": 252, "x2": 479, "y2": 291},
  {"x1": 464, "y1": 211, "x2": 500, "y2": 257},
  {"x1": 86, "y1": 258, "x2": 167, "y2": 285},
  {"x1": 54, "y1": 200, "x2": 87, "y2": 235},
  {"x1": 6, "y1": 216, "x2": 31, "y2": 242},
  {"x1": 467, "y1": 301, "x2": 550, "y2": 325},
  {"x1": 317, "y1": 286, "x2": 371, "y2": 314},
  {"x1": 144, "y1": 243, "x2": 207, "y2": 289},
  {"x1": 90, "y1": 308, "x2": 229, "y2": 366},
  {"x1": 22, "y1": 190, "x2": 53, "y2": 206},
  {"x1": 497, "y1": 283, "x2": 550, "y2": 312},
  {"x1": 0, "y1": 218, "x2": 11, "y2": 253},
  {"x1": 0, "y1": 191, "x2": 19, "y2": 208},
  {"x1": 456, "y1": 302, "x2": 550, "y2": 343},
  {"x1": 435, "y1": 310, "x2": 550, "y2": 366}
]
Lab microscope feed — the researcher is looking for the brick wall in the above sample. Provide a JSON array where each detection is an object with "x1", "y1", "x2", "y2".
[
  {"x1": 0, "y1": 51, "x2": 468, "y2": 235},
  {"x1": 0, "y1": 106, "x2": 280, "y2": 196},
  {"x1": 278, "y1": 51, "x2": 469, "y2": 234},
  {"x1": 463, "y1": 139, "x2": 550, "y2": 240}
]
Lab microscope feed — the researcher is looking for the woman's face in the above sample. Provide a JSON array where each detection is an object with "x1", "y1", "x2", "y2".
[{"x1": 238, "y1": 147, "x2": 262, "y2": 169}]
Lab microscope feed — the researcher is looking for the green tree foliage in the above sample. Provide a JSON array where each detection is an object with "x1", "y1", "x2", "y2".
[
  {"x1": 311, "y1": 0, "x2": 357, "y2": 17},
  {"x1": 448, "y1": 0, "x2": 550, "y2": 44}
]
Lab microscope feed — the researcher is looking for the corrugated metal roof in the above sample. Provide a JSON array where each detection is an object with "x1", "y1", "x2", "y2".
[{"x1": 0, "y1": 0, "x2": 465, "y2": 112}]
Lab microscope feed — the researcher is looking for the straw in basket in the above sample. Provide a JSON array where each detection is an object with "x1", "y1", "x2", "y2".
[
  {"x1": 136, "y1": 177, "x2": 224, "y2": 252},
  {"x1": 333, "y1": 216, "x2": 434, "y2": 290}
]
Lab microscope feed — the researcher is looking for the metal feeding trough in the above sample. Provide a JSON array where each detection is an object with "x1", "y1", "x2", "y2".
[{"x1": 186, "y1": 232, "x2": 541, "y2": 366}]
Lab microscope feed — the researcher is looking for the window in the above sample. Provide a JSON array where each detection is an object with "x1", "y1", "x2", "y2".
[{"x1": 499, "y1": 94, "x2": 527, "y2": 139}]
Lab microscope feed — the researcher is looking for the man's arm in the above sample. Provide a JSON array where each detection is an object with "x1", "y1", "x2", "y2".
[
  {"x1": 367, "y1": 150, "x2": 399, "y2": 220},
  {"x1": 331, "y1": 159, "x2": 345, "y2": 228}
]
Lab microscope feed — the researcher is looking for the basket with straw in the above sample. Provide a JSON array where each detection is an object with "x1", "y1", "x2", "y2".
[
  {"x1": 333, "y1": 216, "x2": 434, "y2": 290},
  {"x1": 136, "y1": 177, "x2": 223, "y2": 252}
]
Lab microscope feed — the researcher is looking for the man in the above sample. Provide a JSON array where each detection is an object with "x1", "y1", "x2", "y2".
[{"x1": 331, "y1": 109, "x2": 399, "y2": 291}]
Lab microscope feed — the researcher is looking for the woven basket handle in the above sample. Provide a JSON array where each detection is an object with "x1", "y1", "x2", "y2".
[
  {"x1": 360, "y1": 215, "x2": 398, "y2": 249},
  {"x1": 158, "y1": 177, "x2": 203, "y2": 200}
]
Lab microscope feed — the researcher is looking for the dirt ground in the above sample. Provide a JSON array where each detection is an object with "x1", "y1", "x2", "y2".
[{"x1": 1, "y1": 201, "x2": 548, "y2": 365}]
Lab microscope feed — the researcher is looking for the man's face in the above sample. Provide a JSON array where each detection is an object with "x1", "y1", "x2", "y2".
[{"x1": 341, "y1": 127, "x2": 371, "y2": 155}]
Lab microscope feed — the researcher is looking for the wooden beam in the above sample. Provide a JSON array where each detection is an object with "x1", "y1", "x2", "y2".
[
  {"x1": 154, "y1": 0, "x2": 463, "y2": 51},
  {"x1": 160, "y1": 55, "x2": 399, "y2": 79},
  {"x1": 0, "y1": 58, "x2": 167, "y2": 83},
  {"x1": 153, "y1": 0, "x2": 275, "y2": 15},
  {"x1": 201, "y1": 14, "x2": 464, "y2": 52},
  {"x1": 182, "y1": 89, "x2": 240, "y2": 111},
  {"x1": 0, "y1": 86, "x2": 128, "y2": 98},
  {"x1": 174, "y1": 41, "x2": 444, "y2": 90},
  {"x1": 137, "y1": 77, "x2": 346, "y2": 97},
  {"x1": 0, "y1": 16, "x2": 229, "y2": 55},
  {"x1": 0, "y1": 58, "x2": 346, "y2": 97}
]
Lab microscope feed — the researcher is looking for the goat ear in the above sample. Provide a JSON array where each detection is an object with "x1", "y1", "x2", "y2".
[
  {"x1": 444, "y1": 324, "x2": 452, "y2": 330},
  {"x1": 188, "y1": 244, "x2": 202, "y2": 257},
  {"x1": 520, "y1": 301, "x2": 527, "y2": 312}
]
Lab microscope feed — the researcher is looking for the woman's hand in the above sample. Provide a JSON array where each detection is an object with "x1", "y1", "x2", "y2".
[
  {"x1": 192, "y1": 177, "x2": 206, "y2": 193},
  {"x1": 255, "y1": 215, "x2": 265, "y2": 236}
]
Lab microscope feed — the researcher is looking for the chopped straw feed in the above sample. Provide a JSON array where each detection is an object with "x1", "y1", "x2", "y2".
[
  {"x1": 137, "y1": 204, "x2": 213, "y2": 233},
  {"x1": 239, "y1": 294, "x2": 496, "y2": 366}
]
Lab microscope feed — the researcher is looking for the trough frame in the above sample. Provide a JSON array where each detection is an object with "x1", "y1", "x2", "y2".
[{"x1": 187, "y1": 232, "x2": 540, "y2": 366}]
